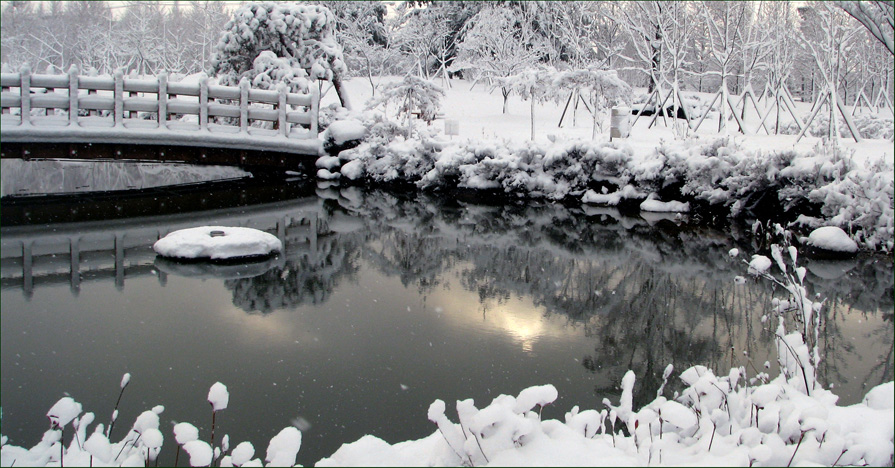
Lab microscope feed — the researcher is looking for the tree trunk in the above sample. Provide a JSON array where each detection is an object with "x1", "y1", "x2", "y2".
[
  {"x1": 332, "y1": 72, "x2": 352, "y2": 111},
  {"x1": 502, "y1": 87, "x2": 510, "y2": 114},
  {"x1": 530, "y1": 95, "x2": 535, "y2": 141}
]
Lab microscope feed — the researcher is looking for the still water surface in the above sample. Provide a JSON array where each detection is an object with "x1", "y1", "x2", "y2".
[{"x1": 1, "y1": 160, "x2": 892, "y2": 466}]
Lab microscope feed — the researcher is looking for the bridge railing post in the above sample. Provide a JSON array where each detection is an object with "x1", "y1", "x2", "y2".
[
  {"x1": 68, "y1": 65, "x2": 79, "y2": 127},
  {"x1": 114, "y1": 69, "x2": 124, "y2": 127},
  {"x1": 20, "y1": 66, "x2": 31, "y2": 126},
  {"x1": 199, "y1": 73, "x2": 209, "y2": 131},
  {"x1": 310, "y1": 82, "x2": 320, "y2": 137},
  {"x1": 277, "y1": 82, "x2": 288, "y2": 137},
  {"x1": 158, "y1": 71, "x2": 168, "y2": 130},
  {"x1": 239, "y1": 78, "x2": 249, "y2": 133}
]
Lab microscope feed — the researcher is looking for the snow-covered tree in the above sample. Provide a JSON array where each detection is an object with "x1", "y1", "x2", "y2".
[
  {"x1": 616, "y1": 1, "x2": 695, "y2": 137},
  {"x1": 450, "y1": 6, "x2": 550, "y2": 114},
  {"x1": 210, "y1": 2, "x2": 351, "y2": 108},
  {"x1": 391, "y1": 2, "x2": 484, "y2": 83},
  {"x1": 553, "y1": 69, "x2": 633, "y2": 139},
  {"x1": 181, "y1": 1, "x2": 231, "y2": 74},
  {"x1": 537, "y1": 2, "x2": 624, "y2": 70},
  {"x1": 318, "y1": 1, "x2": 397, "y2": 95},
  {"x1": 500, "y1": 67, "x2": 555, "y2": 140},
  {"x1": 365, "y1": 75, "x2": 444, "y2": 137},
  {"x1": 835, "y1": 0, "x2": 894, "y2": 55},
  {"x1": 700, "y1": 1, "x2": 747, "y2": 131},
  {"x1": 797, "y1": 2, "x2": 865, "y2": 142}
]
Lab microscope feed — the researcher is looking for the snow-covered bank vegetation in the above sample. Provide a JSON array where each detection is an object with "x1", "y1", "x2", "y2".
[{"x1": 1, "y1": 241, "x2": 892, "y2": 467}]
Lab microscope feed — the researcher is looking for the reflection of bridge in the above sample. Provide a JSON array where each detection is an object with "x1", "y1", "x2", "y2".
[
  {"x1": 0, "y1": 68, "x2": 323, "y2": 168},
  {"x1": 1, "y1": 198, "x2": 327, "y2": 299}
]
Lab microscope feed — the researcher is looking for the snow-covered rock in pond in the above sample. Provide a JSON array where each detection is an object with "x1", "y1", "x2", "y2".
[
  {"x1": 325, "y1": 120, "x2": 366, "y2": 146},
  {"x1": 805, "y1": 226, "x2": 858, "y2": 253},
  {"x1": 316, "y1": 155, "x2": 341, "y2": 171},
  {"x1": 317, "y1": 168, "x2": 342, "y2": 180},
  {"x1": 340, "y1": 159, "x2": 365, "y2": 180},
  {"x1": 640, "y1": 198, "x2": 690, "y2": 213},
  {"x1": 581, "y1": 185, "x2": 645, "y2": 206},
  {"x1": 323, "y1": 119, "x2": 366, "y2": 154},
  {"x1": 153, "y1": 226, "x2": 282, "y2": 261}
]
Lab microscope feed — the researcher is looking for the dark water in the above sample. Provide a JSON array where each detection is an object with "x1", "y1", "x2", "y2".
[{"x1": 1, "y1": 161, "x2": 892, "y2": 466}]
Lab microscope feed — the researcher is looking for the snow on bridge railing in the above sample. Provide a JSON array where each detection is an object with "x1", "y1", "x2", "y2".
[{"x1": 0, "y1": 66, "x2": 319, "y2": 140}]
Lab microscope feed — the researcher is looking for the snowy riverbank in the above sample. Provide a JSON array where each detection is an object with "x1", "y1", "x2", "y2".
[{"x1": 316, "y1": 77, "x2": 894, "y2": 253}]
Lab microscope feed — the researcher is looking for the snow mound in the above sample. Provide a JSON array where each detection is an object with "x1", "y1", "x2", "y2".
[
  {"x1": 153, "y1": 226, "x2": 282, "y2": 260},
  {"x1": 806, "y1": 226, "x2": 858, "y2": 253}
]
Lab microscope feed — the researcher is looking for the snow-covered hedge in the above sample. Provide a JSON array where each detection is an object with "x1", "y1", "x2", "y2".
[{"x1": 333, "y1": 129, "x2": 893, "y2": 251}]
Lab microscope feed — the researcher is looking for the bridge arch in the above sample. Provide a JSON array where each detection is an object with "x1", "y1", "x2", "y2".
[{"x1": 1, "y1": 67, "x2": 324, "y2": 169}]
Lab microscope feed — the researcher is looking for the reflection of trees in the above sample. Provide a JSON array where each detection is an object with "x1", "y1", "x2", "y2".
[
  {"x1": 224, "y1": 185, "x2": 892, "y2": 401},
  {"x1": 365, "y1": 231, "x2": 453, "y2": 294},
  {"x1": 224, "y1": 234, "x2": 362, "y2": 314},
  {"x1": 333, "y1": 189, "x2": 890, "y2": 404}
]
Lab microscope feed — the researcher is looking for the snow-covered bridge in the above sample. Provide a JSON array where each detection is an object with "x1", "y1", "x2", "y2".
[{"x1": 0, "y1": 68, "x2": 323, "y2": 167}]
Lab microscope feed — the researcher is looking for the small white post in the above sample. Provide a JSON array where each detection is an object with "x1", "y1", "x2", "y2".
[
  {"x1": 114, "y1": 69, "x2": 124, "y2": 127},
  {"x1": 309, "y1": 83, "x2": 319, "y2": 137},
  {"x1": 20, "y1": 66, "x2": 31, "y2": 126},
  {"x1": 157, "y1": 71, "x2": 167, "y2": 130},
  {"x1": 239, "y1": 77, "x2": 249, "y2": 133},
  {"x1": 199, "y1": 73, "x2": 209, "y2": 131},
  {"x1": 277, "y1": 83, "x2": 287, "y2": 137},
  {"x1": 68, "y1": 64, "x2": 79, "y2": 127}
]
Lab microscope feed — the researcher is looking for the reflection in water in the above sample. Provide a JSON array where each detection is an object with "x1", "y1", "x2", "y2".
[
  {"x1": 1, "y1": 159, "x2": 250, "y2": 196},
  {"x1": 218, "y1": 186, "x2": 892, "y2": 406},
  {"x1": 224, "y1": 237, "x2": 361, "y2": 314},
  {"x1": 1, "y1": 175, "x2": 891, "y2": 466}
]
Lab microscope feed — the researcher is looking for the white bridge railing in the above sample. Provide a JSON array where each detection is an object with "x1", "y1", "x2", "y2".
[{"x1": 0, "y1": 66, "x2": 321, "y2": 155}]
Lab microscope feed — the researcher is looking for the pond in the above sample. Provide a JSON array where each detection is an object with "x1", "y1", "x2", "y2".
[{"x1": 1, "y1": 159, "x2": 892, "y2": 466}]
